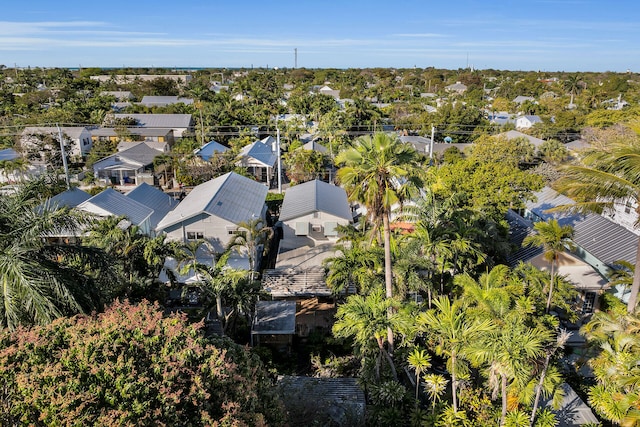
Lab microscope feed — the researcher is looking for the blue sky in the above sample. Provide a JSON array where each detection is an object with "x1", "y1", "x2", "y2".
[{"x1": 2, "y1": 0, "x2": 639, "y2": 72}]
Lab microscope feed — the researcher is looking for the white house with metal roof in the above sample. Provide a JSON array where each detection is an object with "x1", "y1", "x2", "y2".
[
  {"x1": 515, "y1": 115, "x2": 543, "y2": 129},
  {"x1": 77, "y1": 188, "x2": 154, "y2": 235},
  {"x1": 237, "y1": 136, "x2": 278, "y2": 185},
  {"x1": 279, "y1": 179, "x2": 352, "y2": 244},
  {"x1": 92, "y1": 142, "x2": 163, "y2": 186},
  {"x1": 156, "y1": 171, "x2": 268, "y2": 253}
]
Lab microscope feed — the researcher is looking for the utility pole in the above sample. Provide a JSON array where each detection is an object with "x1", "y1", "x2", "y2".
[
  {"x1": 276, "y1": 125, "x2": 282, "y2": 194},
  {"x1": 430, "y1": 125, "x2": 435, "y2": 162},
  {"x1": 294, "y1": 48, "x2": 298, "y2": 69},
  {"x1": 56, "y1": 123, "x2": 70, "y2": 189}
]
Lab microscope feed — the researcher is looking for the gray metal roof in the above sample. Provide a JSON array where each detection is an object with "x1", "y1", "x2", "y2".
[
  {"x1": 22, "y1": 126, "x2": 87, "y2": 140},
  {"x1": 78, "y1": 188, "x2": 153, "y2": 226},
  {"x1": 93, "y1": 127, "x2": 173, "y2": 138},
  {"x1": 139, "y1": 96, "x2": 194, "y2": 106},
  {"x1": 543, "y1": 383, "x2": 599, "y2": 427},
  {"x1": 156, "y1": 172, "x2": 267, "y2": 230},
  {"x1": 279, "y1": 180, "x2": 352, "y2": 222},
  {"x1": 526, "y1": 186, "x2": 638, "y2": 266},
  {"x1": 126, "y1": 183, "x2": 178, "y2": 230},
  {"x1": 252, "y1": 300, "x2": 296, "y2": 334},
  {"x1": 276, "y1": 376, "x2": 366, "y2": 425},
  {"x1": 111, "y1": 113, "x2": 192, "y2": 128},
  {"x1": 98, "y1": 142, "x2": 162, "y2": 167},
  {"x1": 302, "y1": 140, "x2": 328, "y2": 153},
  {"x1": 262, "y1": 266, "x2": 331, "y2": 297},
  {"x1": 194, "y1": 140, "x2": 229, "y2": 161},
  {"x1": 239, "y1": 136, "x2": 277, "y2": 167},
  {"x1": 499, "y1": 130, "x2": 545, "y2": 147},
  {"x1": 46, "y1": 188, "x2": 92, "y2": 209}
]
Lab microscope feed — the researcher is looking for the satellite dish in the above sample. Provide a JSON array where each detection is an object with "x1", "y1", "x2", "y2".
[{"x1": 444, "y1": 136, "x2": 453, "y2": 143}]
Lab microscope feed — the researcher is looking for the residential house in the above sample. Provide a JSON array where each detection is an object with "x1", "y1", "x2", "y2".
[
  {"x1": 261, "y1": 180, "x2": 352, "y2": 336},
  {"x1": 513, "y1": 95, "x2": 535, "y2": 105},
  {"x1": 117, "y1": 140, "x2": 170, "y2": 153},
  {"x1": 90, "y1": 74, "x2": 192, "y2": 85},
  {"x1": 77, "y1": 188, "x2": 154, "y2": 235},
  {"x1": 139, "y1": 96, "x2": 194, "y2": 107},
  {"x1": 46, "y1": 188, "x2": 91, "y2": 210},
  {"x1": 515, "y1": 115, "x2": 542, "y2": 129},
  {"x1": 91, "y1": 128, "x2": 174, "y2": 147},
  {"x1": 508, "y1": 186, "x2": 639, "y2": 313},
  {"x1": 21, "y1": 126, "x2": 93, "y2": 159},
  {"x1": 237, "y1": 136, "x2": 278, "y2": 186},
  {"x1": 92, "y1": 141, "x2": 163, "y2": 186},
  {"x1": 110, "y1": 113, "x2": 193, "y2": 138},
  {"x1": 316, "y1": 85, "x2": 340, "y2": 99},
  {"x1": 0, "y1": 148, "x2": 42, "y2": 183},
  {"x1": 399, "y1": 135, "x2": 473, "y2": 158},
  {"x1": 156, "y1": 171, "x2": 268, "y2": 254},
  {"x1": 100, "y1": 91, "x2": 134, "y2": 101},
  {"x1": 125, "y1": 183, "x2": 179, "y2": 233},
  {"x1": 194, "y1": 140, "x2": 229, "y2": 161},
  {"x1": 445, "y1": 81, "x2": 468, "y2": 95},
  {"x1": 278, "y1": 179, "x2": 352, "y2": 251},
  {"x1": 498, "y1": 130, "x2": 546, "y2": 149}
]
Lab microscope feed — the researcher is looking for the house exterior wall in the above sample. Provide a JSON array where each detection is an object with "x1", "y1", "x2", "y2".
[
  {"x1": 282, "y1": 211, "x2": 349, "y2": 242},
  {"x1": 161, "y1": 213, "x2": 239, "y2": 253},
  {"x1": 602, "y1": 200, "x2": 640, "y2": 236}
]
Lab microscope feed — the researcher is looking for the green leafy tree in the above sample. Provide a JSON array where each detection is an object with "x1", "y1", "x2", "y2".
[
  {"x1": 407, "y1": 347, "x2": 432, "y2": 406},
  {"x1": 227, "y1": 217, "x2": 273, "y2": 279},
  {"x1": 0, "y1": 300, "x2": 284, "y2": 426},
  {"x1": 324, "y1": 244, "x2": 383, "y2": 296}
]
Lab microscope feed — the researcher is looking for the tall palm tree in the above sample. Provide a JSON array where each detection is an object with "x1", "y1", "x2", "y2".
[
  {"x1": 555, "y1": 137, "x2": 640, "y2": 313},
  {"x1": 523, "y1": 219, "x2": 575, "y2": 314},
  {"x1": 564, "y1": 74, "x2": 582, "y2": 107},
  {"x1": 336, "y1": 132, "x2": 423, "y2": 348},
  {"x1": 417, "y1": 296, "x2": 494, "y2": 412}
]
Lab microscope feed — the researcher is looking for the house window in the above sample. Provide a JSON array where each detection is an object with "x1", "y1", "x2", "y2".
[
  {"x1": 583, "y1": 292, "x2": 596, "y2": 314},
  {"x1": 313, "y1": 212, "x2": 320, "y2": 219},
  {"x1": 186, "y1": 231, "x2": 204, "y2": 240},
  {"x1": 625, "y1": 200, "x2": 632, "y2": 214}
]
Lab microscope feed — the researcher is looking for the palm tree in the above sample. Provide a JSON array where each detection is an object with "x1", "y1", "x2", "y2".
[
  {"x1": 564, "y1": 74, "x2": 582, "y2": 107},
  {"x1": 0, "y1": 180, "x2": 105, "y2": 329},
  {"x1": 407, "y1": 347, "x2": 432, "y2": 406},
  {"x1": 227, "y1": 217, "x2": 273, "y2": 280},
  {"x1": 468, "y1": 315, "x2": 548, "y2": 426},
  {"x1": 581, "y1": 310, "x2": 640, "y2": 425},
  {"x1": 332, "y1": 289, "x2": 410, "y2": 381},
  {"x1": 323, "y1": 244, "x2": 383, "y2": 296},
  {"x1": 422, "y1": 373, "x2": 448, "y2": 414},
  {"x1": 529, "y1": 329, "x2": 572, "y2": 427},
  {"x1": 555, "y1": 137, "x2": 640, "y2": 313},
  {"x1": 523, "y1": 219, "x2": 575, "y2": 314},
  {"x1": 417, "y1": 296, "x2": 494, "y2": 412},
  {"x1": 336, "y1": 132, "x2": 423, "y2": 348}
]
